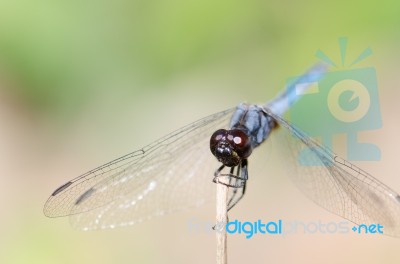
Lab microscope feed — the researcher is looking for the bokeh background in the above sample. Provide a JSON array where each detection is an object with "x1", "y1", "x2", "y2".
[{"x1": 1, "y1": 0, "x2": 400, "y2": 263}]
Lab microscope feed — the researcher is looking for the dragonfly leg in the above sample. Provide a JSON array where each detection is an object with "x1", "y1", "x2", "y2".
[
  {"x1": 227, "y1": 159, "x2": 248, "y2": 211},
  {"x1": 213, "y1": 159, "x2": 248, "y2": 211},
  {"x1": 213, "y1": 159, "x2": 247, "y2": 188}
]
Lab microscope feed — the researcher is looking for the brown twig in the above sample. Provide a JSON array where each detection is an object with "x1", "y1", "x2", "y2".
[{"x1": 216, "y1": 182, "x2": 228, "y2": 264}]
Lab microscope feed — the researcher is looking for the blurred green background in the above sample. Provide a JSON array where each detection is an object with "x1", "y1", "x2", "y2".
[{"x1": 1, "y1": 0, "x2": 400, "y2": 263}]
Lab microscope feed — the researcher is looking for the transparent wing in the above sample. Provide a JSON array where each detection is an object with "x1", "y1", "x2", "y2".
[
  {"x1": 265, "y1": 108, "x2": 400, "y2": 237},
  {"x1": 44, "y1": 108, "x2": 235, "y2": 230}
]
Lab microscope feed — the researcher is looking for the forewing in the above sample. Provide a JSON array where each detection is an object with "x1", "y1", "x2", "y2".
[
  {"x1": 44, "y1": 108, "x2": 235, "y2": 230},
  {"x1": 265, "y1": 108, "x2": 400, "y2": 237}
]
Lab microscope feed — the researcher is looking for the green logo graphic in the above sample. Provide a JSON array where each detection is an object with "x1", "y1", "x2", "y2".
[{"x1": 287, "y1": 37, "x2": 382, "y2": 165}]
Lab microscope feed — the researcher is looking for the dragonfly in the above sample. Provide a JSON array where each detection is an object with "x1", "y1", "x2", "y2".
[{"x1": 44, "y1": 64, "x2": 400, "y2": 237}]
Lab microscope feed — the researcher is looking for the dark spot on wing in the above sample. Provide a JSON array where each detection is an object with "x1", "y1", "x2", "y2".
[
  {"x1": 75, "y1": 188, "x2": 95, "y2": 205},
  {"x1": 51, "y1": 181, "x2": 73, "y2": 196},
  {"x1": 396, "y1": 195, "x2": 400, "y2": 203}
]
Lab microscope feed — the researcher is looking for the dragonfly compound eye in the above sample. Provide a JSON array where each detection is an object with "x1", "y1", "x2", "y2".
[
  {"x1": 226, "y1": 129, "x2": 252, "y2": 159},
  {"x1": 209, "y1": 129, "x2": 252, "y2": 167}
]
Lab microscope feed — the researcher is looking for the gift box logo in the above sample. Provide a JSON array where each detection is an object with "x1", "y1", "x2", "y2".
[{"x1": 287, "y1": 38, "x2": 382, "y2": 165}]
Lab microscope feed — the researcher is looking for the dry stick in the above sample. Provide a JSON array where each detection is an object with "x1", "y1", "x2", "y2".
[{"x1": 216, "y1": 182, "x2": 228, "y2": 264}]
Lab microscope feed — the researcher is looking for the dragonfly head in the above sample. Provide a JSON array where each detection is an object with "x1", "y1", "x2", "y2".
[{"x1": 210, "y1": 128, "x2": 252, "y2": 167}]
